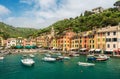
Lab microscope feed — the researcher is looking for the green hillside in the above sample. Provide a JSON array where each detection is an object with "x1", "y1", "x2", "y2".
[
  {"x1": 0, "y1": 22, "x2": 38, "y2": 39},
  {"x1": 37, "y1": 7, "x2": 120, "y2": 35}
]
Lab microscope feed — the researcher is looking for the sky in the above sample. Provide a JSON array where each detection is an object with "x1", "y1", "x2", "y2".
[{"x1": 0, "y1": 0, "x2": 117, "y2": 29}]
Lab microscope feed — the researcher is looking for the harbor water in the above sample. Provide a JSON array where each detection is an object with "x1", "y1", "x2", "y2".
[{"x1": 0, "y1": 53, "x2": 120, "y2": 79}]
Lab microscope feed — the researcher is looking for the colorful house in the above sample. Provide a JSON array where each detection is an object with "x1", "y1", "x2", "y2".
[
  {"x1": 71, "y1": 35, "x2": 80, "y2": 51},
  {"x1": 6, "y1": 38, "x2": 16, "y2": 48},
  {"x1": 105, "y1": 26, "x2": 120, "y2": 55}
]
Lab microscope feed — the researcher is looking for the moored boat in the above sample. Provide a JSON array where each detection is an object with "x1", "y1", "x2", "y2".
[
  {"x1": 42, "y1": 57, "x2": 56, "y2": 62},
  {"x1": 0, "y1": 57, "x2": 4, "y2": 60},
  {"x1": 29, "y1": 54, "x2": 35, "y2": 58},
  {"x1": 21, "y1": 58, "x2": 35, "y2": 66},
  {"x1": 78, "y1": 62, "x2": 95, "y2": 66}
]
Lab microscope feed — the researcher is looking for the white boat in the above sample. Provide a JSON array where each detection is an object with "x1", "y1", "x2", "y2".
[
  {"x1": 21, "y1": 58, "x2": 35, "y2": 66},
  {"x1": 58, "y1": 56, "x2": 64, "y2": 59},
  {"x1": 42, "y1": 57, "x2": 56, "y2": 62},
  {"x1": 64, "y1": 56, "x2": 70, "y2": 59},
  {"x1": 29, "y1": 54, "x2": 35, "y2": 58},
  {"x1": 45, "y1": 53, "x2": 51, "y2": 57},
  {"x1": 78, "y1": 62, "x2": 95, "y2": 66},
  {"x1": 73, "y1": 54, "x2": 79, "y2": 57},
  {"x1": 0, "y1": 57, "x2": 4, "y2": 60},
  {"x1": 23, "y1": 54, "x2": 27, "y2": 57},
  {"x1": 95, "y1": 54, "x2": 110, "y2": 59}
]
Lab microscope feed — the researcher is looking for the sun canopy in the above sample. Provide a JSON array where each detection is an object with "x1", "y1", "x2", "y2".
[
  {"x1": 89, "y1": 49, "x2": 95, "y2": 51},
  {"x1": 95, "y1": 49, "x2": 101, "y2": 51},
  {"x1": 15, "y1": 45, "x2": 23, "y2": 49},
  {"x1": 80, "y1": 48, "x2": 87, "y2": 51}
]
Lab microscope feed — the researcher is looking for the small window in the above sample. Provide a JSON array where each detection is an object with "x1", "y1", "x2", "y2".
[
  {"x1": 113, "y1": 44, "x2": 116, "y2": 48},
  {"x1": 107, "y1": 44, "x2": 110, "y2": 48},
  {"x1": 107, "y1": 32, "x2": 110, "y2": 36},
  {"x1": 113, "y1": 32, "x2": 116, "y2": 35}
]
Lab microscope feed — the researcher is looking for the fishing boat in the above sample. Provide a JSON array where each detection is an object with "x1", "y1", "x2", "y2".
[
  {"x1": 42, "y1": 57, "x2": 56, "y2": 62},
  {"x1": 0, "y1": 57, "x2": 4, "y2": 60},
  {"x1": 78, "y1": 62, "x2": 95, "y2": 66},
  {"x1": 21, "y1": 58, "x2": 35, "y2": 66}
]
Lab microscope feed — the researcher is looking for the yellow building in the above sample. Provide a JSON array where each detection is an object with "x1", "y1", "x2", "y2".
[
  {"x1": 51, "y1": 38, "x2": 57, "y2": 48},
  {"x1": 88, "y1": 30, "x2": 97, "y2": 49},
  {"x1": 71, "y1": 35, "x2": 79, "y2": 51},
  {"x1": 96, "y1": 28, "x2": 106, "y2": 50}
]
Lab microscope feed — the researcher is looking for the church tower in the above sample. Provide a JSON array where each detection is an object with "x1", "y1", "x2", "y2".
[{"x1": 51, "y1": 26, "x2": 55, "y2": 38}]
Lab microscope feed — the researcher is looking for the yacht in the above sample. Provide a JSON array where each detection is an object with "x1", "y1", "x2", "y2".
[
  {"x1": 21, "y1": 58, "x2": 35, "y2": 66},
  {"x1": 42, "y1": 57, "x2": 56, "y2": 62},
  {"x1": 78, "y1": 62, "x2": 95, "y2": 66}
]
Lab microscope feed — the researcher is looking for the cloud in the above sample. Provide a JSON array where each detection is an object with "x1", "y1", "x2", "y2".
[
  {"x1": 0, "y1": 5, "x2": 11, "y2": 16},
  {"x1": 3, "y1": 0, "x2": 116, "y2": 28}
]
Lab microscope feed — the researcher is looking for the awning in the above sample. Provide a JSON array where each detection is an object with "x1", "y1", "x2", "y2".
[
  {"x1": 52, "y1": 47, "x2": 58, "y2": 49},
  {"x1": 105, "y1": 49, "x2": 113, "y2": 52},
  {"x1": 95, "y1": 49, "x2": 101, "y2": 51},
  {"x1": 80, "y1": 48, "x2": 87, "y2": 50},
  {"x1": 15, "y1": 45, "x2": 23, "y2": 49},
  {"x1": 25, "y1": 45, "x2": 32, "y2": 49},
  {"x1": 31, "y1": 45, "x2": 37, "y2": 49},
  {"x1": 89, "y1": 49, "x2": 95, "y2": 51}
]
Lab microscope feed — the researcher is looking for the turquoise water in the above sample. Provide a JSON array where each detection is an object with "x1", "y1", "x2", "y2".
[{"x1": 0, "y1": 54, "x2": 120, "y2": 79}]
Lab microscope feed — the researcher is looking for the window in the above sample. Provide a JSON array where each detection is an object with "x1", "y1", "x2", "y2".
[
  {"x1": 112, "y1": 38, "x2": 117, "y2": 42},
  {"x1": 107, "y1": 44, "x2": 110, "y2": 48},
  {"x1": 90, "y1": 40, "x2": 91, "y2": 43},
  {"x1": 98, "y1": 38, "x2": 100, "y2": 42},
  {"x1": 93, "y1": 45, "x2": 94, "y2": 48},
  {"x1": 98, "y1": 33, "x2": 100, "y2": 36},
  {"x1": 113, "y1": 32, "x2": 116, "y2": 35},
  {"x1": 107, "y1": 32, "x2": 110, "y2": 36},
  {"x1": 93, "y1": 40, "x2": 94, "y2": 43},
  {"x1": 113, "y1": 44, "x2": 116, "y2": 48},
  {"x1": 80, "y1": 40, "x2": 82, "y2": 43},
  {"x1": 90, "y1": 45, "x2": 91, "y2": 48},
  {"x1": 98, "y1": 44, "x2": 100, "y2": 48},
  {"x1": 106, "y1": 38, "x2": 111, "y2": 42},
  {"x1": 103, "y1": 38, "x2": 105, "y2": 41}
]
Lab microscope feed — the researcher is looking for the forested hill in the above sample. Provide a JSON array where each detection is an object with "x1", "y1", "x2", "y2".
[
  {"x1": 38, "y1": 7, "x2": 120, "y2": 35},
  {"x1": 0, "y1": 22, "x2": 38, "y2": 39},
  {"x1": 51, "y1": 8, "x2": 120, "y2": 34}
]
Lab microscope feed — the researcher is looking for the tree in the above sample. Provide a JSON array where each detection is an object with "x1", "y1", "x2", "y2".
[{"x1": 114, "y1": 0, "x2": 120, "y2": 11}]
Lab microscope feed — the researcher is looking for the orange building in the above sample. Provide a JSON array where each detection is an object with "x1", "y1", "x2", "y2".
[{"x1": 56, "y1": 31, "x2": 76, "y2": 51}]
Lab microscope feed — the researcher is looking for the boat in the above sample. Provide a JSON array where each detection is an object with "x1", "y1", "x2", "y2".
[
  {"x1": 42, "y1": 57, "x2": 56, "y2": 62},
  {"x1": 64, "y1": 56, "x2": 70, "y2": 59},
  {"x1": 73, "y1": 54, "x2": 79, "y2": 57},
  {"x1": 96, "y1": 54, "x2": 110, "y2": 59},
  {"x1": 78, "y1": 62, "x2": 95, "y2": 66},
  {"x1": 0, "y1": 57, "x2": 4, "y2": 60},
  {"x1": 87, "y1": 54, "x2": 109, "y2": 61},
  {"x1": 23, "y1": 54, "x2": 27, "y2": 57},
  {"x1": 87, "y1": 55, "x2": 96, "y2": 61},
  {"x1": 29, "y1": 54, "x2": 35, "y2": 58},
  {"x1": 21, "y1": 58, "x2": 35, "y2": 66},
  {"x1": 45, "y1": 53, "x2": 51, "y2": 57}
]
